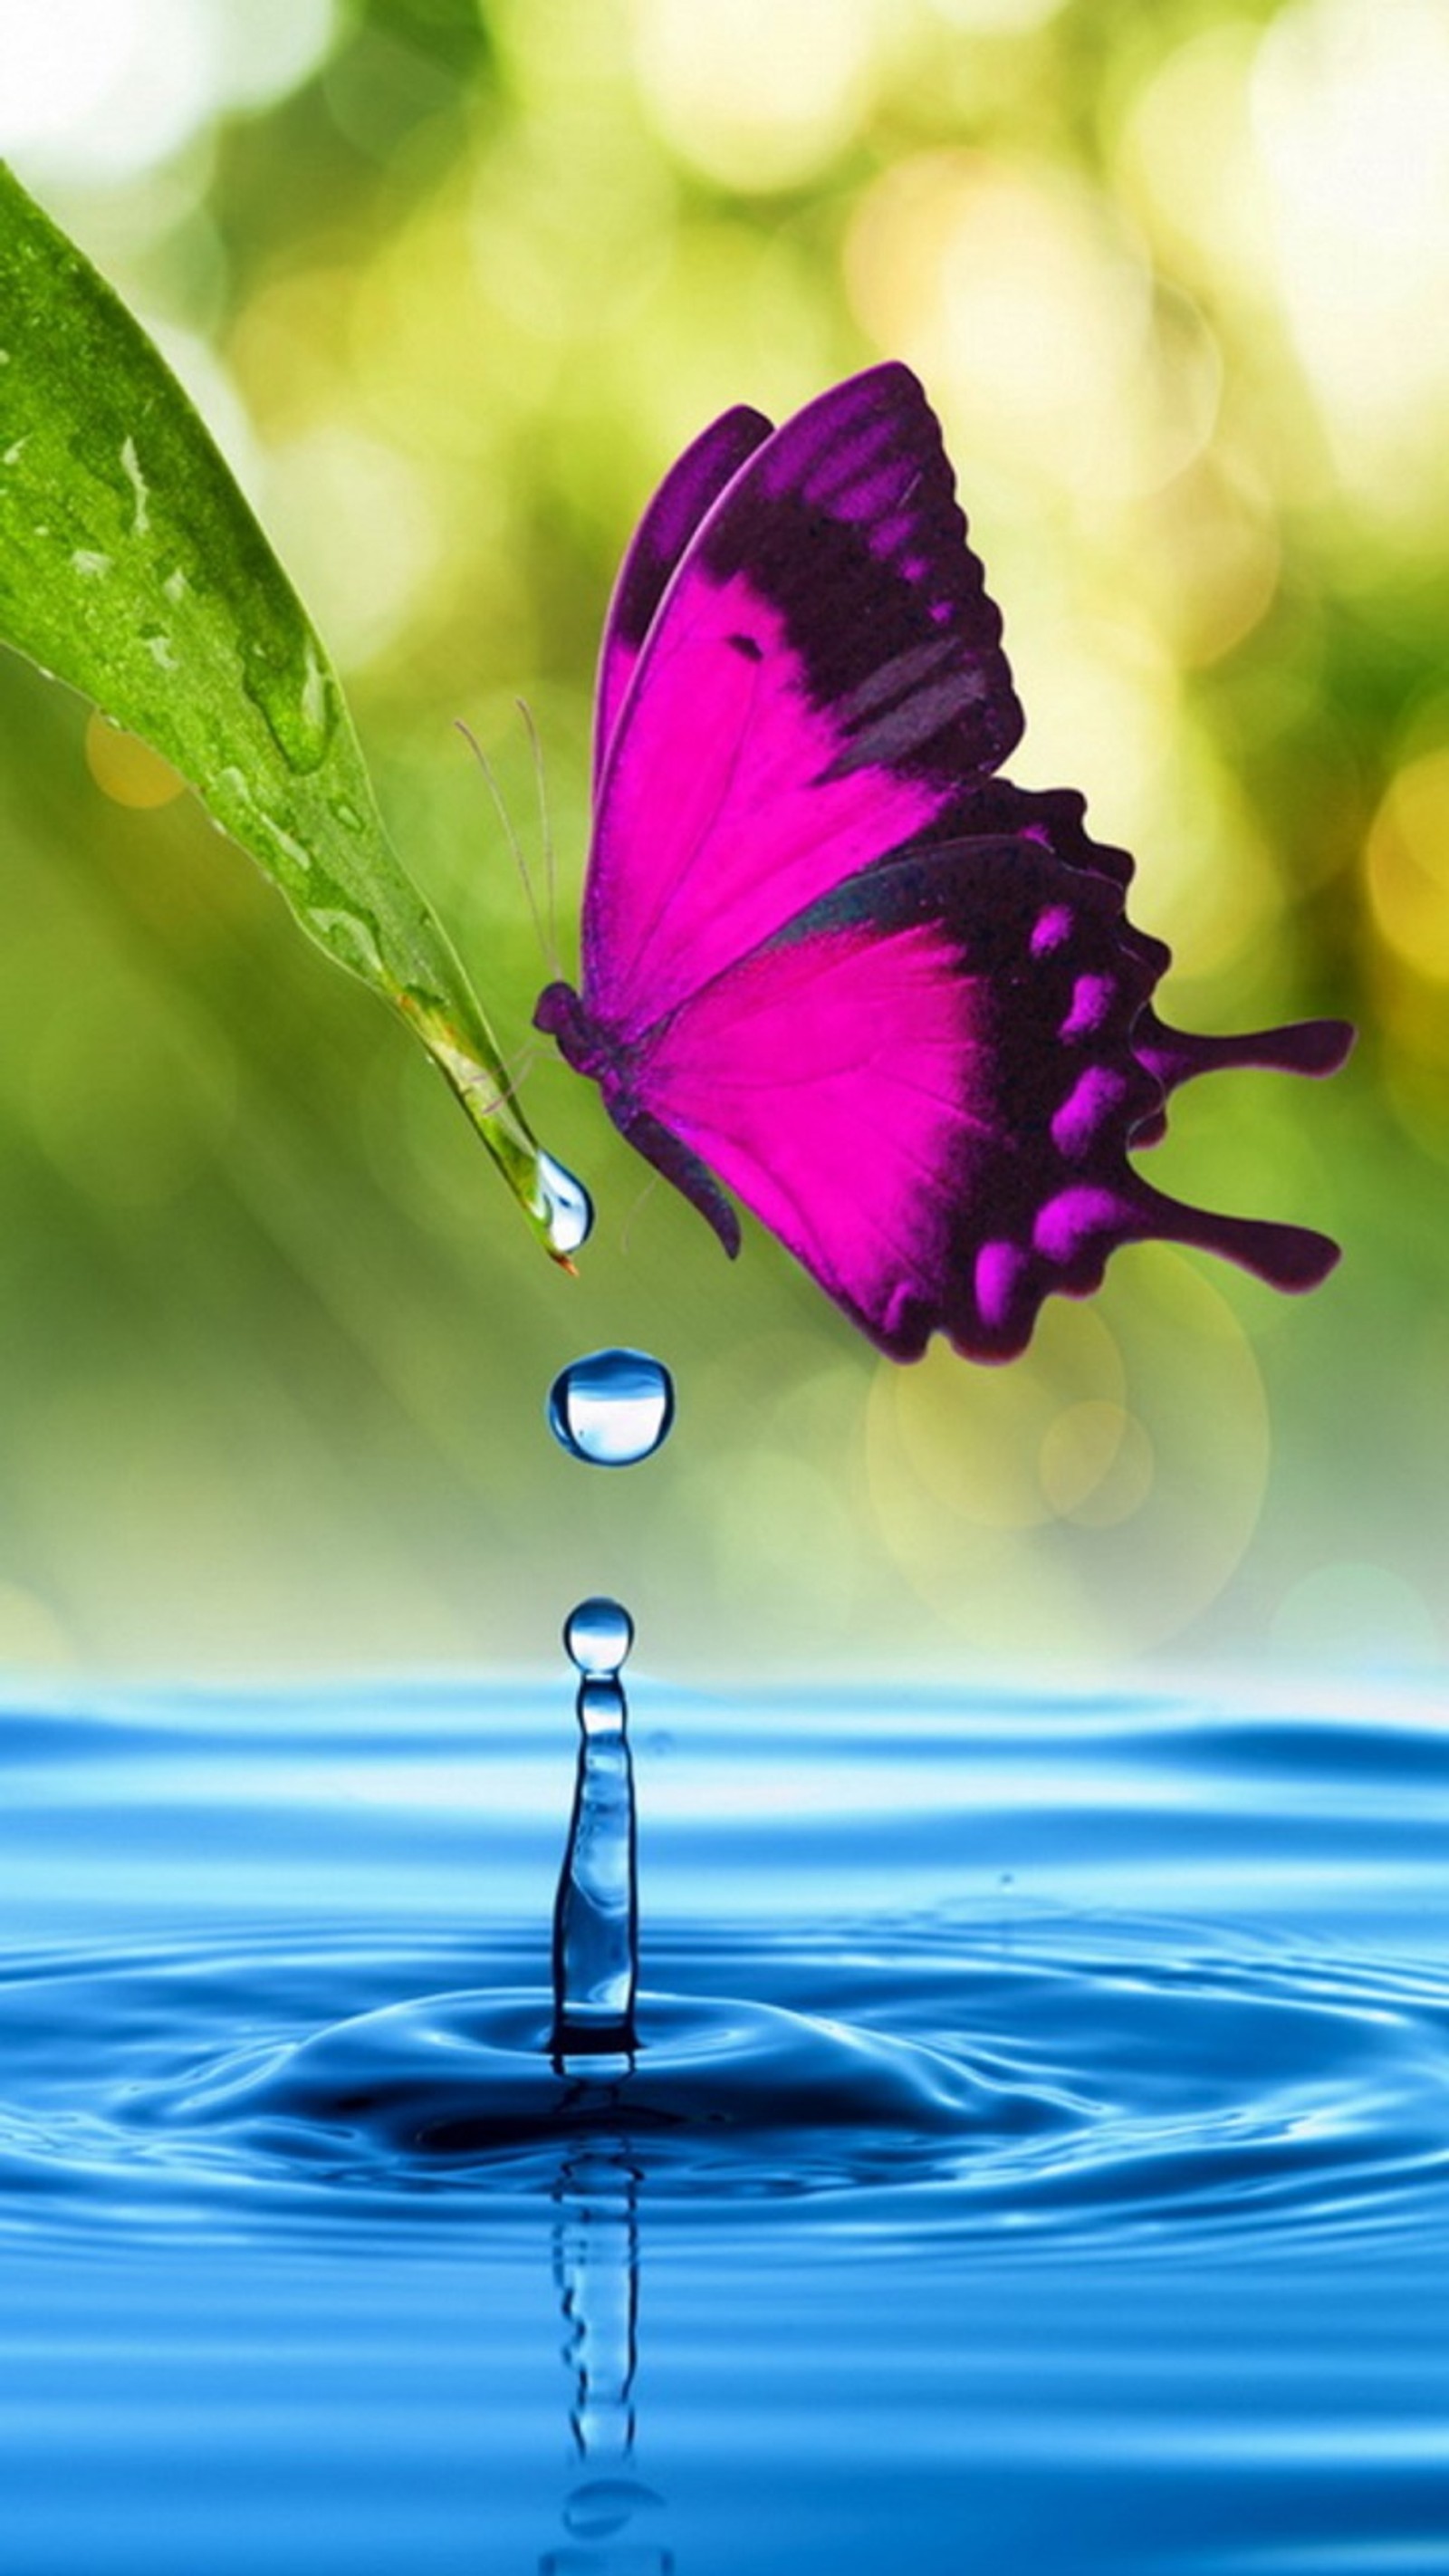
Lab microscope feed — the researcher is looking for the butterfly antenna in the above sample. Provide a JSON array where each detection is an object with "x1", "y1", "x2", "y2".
[
  {"x1": 619, "y1": 1172, "x2": 660, "y2": 1259},
  {"x1": 515, "y1": 696, "x2": 561, "y2": 981},
  {"x1": 454, "y1": 717, "x2": 552, "y2": 969}
]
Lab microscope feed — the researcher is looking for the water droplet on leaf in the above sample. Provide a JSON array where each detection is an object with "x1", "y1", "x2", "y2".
[
  {"x1": 119, "y1": 435, "x2": 149, "y2": 533},
  {"x1": 536, "y1": 1149, "x2": 593, "y2": 1256},
  {"x1": 240, "y1": 636, "x2": 336, "y2": 774},
  {"x1": 304, "y1": 906, "x2": 383, "y2": 978}
]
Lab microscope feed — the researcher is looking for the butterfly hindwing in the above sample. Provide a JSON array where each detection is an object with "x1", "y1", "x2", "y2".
[
  {"x1": 620, "y1": 836, "x2": 1339, "y2": 1359},
  {"x1": 617, "y1": 835, "x2": 1141, "y2": 1358}
]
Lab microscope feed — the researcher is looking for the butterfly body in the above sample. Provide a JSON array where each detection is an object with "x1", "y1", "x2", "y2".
[{"x1": 536, "y1": 365, "x2": 1352, "y2": 1361}]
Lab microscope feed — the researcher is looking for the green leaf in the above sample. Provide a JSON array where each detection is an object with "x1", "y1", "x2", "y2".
[{"x1": 0, "y1": 161, "x2": 586, "y2": 1261}]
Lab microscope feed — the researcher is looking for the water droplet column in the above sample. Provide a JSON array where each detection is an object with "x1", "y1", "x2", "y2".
[{"x1": 552, "y1": 1600, "x2": 638, "y2": 2060}]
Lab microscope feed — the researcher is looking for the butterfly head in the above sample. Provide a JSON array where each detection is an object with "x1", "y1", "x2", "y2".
[{"x1": 533, "y1": 980, "x2": 611, "y2": 1081}]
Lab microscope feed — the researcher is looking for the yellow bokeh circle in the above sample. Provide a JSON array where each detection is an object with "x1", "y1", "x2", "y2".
[
  {"x1": 1039, "y1": 1399, "x2": 1155, "y2": 1528},
  {"x1": 866, "y1": 1252, "x2": 1270, "y2": 1660},
  {"x1": 84, "y1": 712, "x2": 187, "y2": 812},
  {"x1": 1365, "y1": 746, "x2": 1449, "y2": 980}
]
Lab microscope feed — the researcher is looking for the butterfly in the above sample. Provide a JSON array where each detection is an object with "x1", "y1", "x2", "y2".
[{"x1": 533, "y1": 364, "x2": 1353, "y2": 1363}]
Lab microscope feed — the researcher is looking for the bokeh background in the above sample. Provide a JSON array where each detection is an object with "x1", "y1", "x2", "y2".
[{"x1": 0, "y1": 0, "x2": 1444, "y2": 1684}]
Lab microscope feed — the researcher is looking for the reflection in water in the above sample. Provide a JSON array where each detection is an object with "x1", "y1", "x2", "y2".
[{"x1": 541, "y1": 2145, "x2": 673, "y2": 2576}]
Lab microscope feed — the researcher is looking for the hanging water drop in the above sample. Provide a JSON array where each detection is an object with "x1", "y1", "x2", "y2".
[
  {"x1": 536, "y1": 1150, "x2": 594, "y2": 1258},
  {"x1": 548, "y1": 1350, "x2": 674, "y2": 1467}
]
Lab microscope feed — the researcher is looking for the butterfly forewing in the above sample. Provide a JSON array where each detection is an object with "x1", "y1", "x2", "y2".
[
  {"x1": 584, "y1": 364, "x2": 1023, "y2": 1042},
  {"x1": 592, "y1": 404, "x2": 771, "y2": 797}
]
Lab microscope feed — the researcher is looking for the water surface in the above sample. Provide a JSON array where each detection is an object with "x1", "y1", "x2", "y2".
[{"x1": 0, "y1": 1675, "x2": 1444, "y2": 2572}]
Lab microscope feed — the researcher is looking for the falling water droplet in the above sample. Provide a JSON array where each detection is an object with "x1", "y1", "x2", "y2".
[
  {"x1": 563, "y1": 1597, "x2": 635, "y2": 1677},
  {"x1": 537, "y1": 1150, "x2": 593, "y2": 1257},
  {"x1": 548, "y1": 1350, "x2": 674, "y2": 1468}
]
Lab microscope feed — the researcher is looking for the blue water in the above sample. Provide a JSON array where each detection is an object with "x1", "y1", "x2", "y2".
[{"x1": 0, "y1": 1675, "x2": 1445, "y2": 2572}]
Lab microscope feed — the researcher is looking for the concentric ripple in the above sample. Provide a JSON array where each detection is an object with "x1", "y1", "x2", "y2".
[
  {"x1": 0, "y1": 1914, "x2": 1434, "y2": 2236},
  {"x1": 0, "y1": 1683, "x2": 1444, "y2": 2246},
  {"x1": 0, "y1": 1683, "x2": 1445, "y2": 2576}
]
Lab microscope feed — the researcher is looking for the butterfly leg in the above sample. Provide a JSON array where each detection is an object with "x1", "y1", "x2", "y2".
[{"x1": 607, "y1": 1100, "x2": 743, "y2": 1258}]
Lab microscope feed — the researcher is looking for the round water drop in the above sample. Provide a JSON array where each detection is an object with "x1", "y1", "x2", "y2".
[
  {"x1": 548, "y1": 1348, "x2": 675, "y2": 1467},
  {"x1": 537, "y1": 1151, "x2": 594, "y2": 1257},
  {"x1": 563, "y1": 1598, "x2": 634, "y2": 1677}
]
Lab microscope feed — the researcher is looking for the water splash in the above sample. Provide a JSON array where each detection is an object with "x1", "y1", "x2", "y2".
[
  {"x1": 11, "y1": 1687, "x2": 1444, "y2": 2234},
  {"x1": 552, "y1": 1600, "x2": 638, "y2": 2063},
  {"x1": 547, "y1": 1350, "x2": 674, "y2": 1467},
  {"x1": 537, "y1": 1150, "x2": 594, "y2": 1259}
]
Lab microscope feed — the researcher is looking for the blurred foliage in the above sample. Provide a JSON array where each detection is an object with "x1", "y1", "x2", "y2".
[{"x1": 0, "y1": 0, "x2": 1444, "y2": 1680}]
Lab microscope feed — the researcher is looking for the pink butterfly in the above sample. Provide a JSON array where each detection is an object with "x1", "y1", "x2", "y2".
[{"x1": 534, "y1": 365, "x2": 1352, "y2": 1362}]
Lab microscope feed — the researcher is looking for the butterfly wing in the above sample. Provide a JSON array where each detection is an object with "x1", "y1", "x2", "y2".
[
  {"x1": 538, "y1": 366, "x2": 1351, "y2": 1356},
  {"x1": 614, "y1": 836, "x2": 1341, "y2": 1360},
  {"x1": 582, "y1": 362, "x2": 1024, "y2": 1041},
  {"x1": 870, "y1": 778, "x2": 1354, "y2": 1135},
  {"x1": 593, "y1": 404, "x2": 772, "y2": 798}
]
